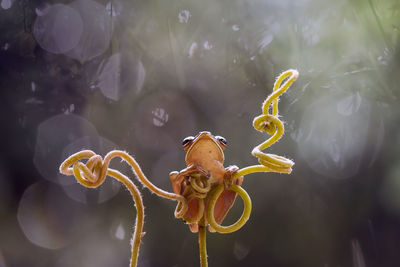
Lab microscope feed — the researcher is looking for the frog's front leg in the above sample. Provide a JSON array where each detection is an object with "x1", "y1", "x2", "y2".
[
  {"x1": 224, "y1": 165, "x2": 242, "y2": 187},
  {"x1": 169, "y1": 165, "x2": 209, "y2": 195}
]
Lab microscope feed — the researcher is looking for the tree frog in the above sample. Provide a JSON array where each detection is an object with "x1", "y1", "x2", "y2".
[{"x1": 169, "y1": 131, "x2": 243, "y2": 233}]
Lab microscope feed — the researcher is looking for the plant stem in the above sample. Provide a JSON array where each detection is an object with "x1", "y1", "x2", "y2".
[
  {"x1": 198, "y1": 225, "x2": 208, "y2": 267},
  {"x1": 107, "y1": 169, "x2": 144, "y2": 267}
]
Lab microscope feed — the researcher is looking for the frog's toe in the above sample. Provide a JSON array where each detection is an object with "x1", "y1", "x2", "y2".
[
  {"x1": 208, "y1": 225, "x2": 216, "y2": 233},
  {"x1": 226, "y1": 165, "x2": 239, "y2": 173},
  {"x1": 188, "y1": 223, "x2": 199, "y2": 233}
]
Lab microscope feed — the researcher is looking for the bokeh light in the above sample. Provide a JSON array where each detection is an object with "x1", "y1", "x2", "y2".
[
  {"x1": 33, "y1": 114, "x2": 98, "y2": 183},
  {"x1": 0, "y1": 0, "x2": 13, "y2": 10},
  {"x1": 65, "y1": 0, "x2": 113, "y2": 61},
  {"x1": 54, "y1": 233, "x2": 128, "y2": 267},
  {"x1": 233, "y1": 241, "x2": 250, "y2": 261},
  {"x1": 33, "y1": 4, "x2": 83, "y2": 54},
  {"x1": 297, "y1": 92, "x2": 371, "y2": 179},
  {"x1": 96, "y1": 53, "x2": 122, "y2": 101},
  {"x1": 17, "y1": 182, "x2": 82, "y2": 249}
]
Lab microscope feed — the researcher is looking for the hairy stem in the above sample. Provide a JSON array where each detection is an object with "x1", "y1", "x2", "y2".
[
  {"x1": 198, "y1": 225, "x2": 208, "y2": 267},
  {"x1": 107, "y1": 169, "x2": 144, "y2": 267}
]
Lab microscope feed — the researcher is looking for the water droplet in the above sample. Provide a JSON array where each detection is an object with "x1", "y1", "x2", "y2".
[
  {"x1": 1, "y1": 0, "x2": 13, "y2": 10},
  {"x1": 302, "y1": 81, "x2": 311, "y2": 92},
  {"x1": 233, "y1": 241, "x2": 250, "y2": 260},
  {"x1": 203, "y1": 41, "x2": 213, "y2": 50},
  {"x1": 106, "y1": 2, "x2": 120, "y2": 17},
  {"x1": 31, "y1": 81, "x2": 36, "y2": 92},
  {"x1": 133, "y1": 91, "x2": 197, "y2": 152},
  {"x1": 33, "y1": 4, "x2": 83, "y2": 54},
  {"x1": 257, "y1": 32, "x2": 273, "y2": 54},
  {"x1": 135, "y1": 60, "x2": 146, "y2": 93},
  {"x1": 114, "y1": 223, "x2": 125, "y2": 240},
  {"x1": 178, "y1": 10, "x2": 191, "y2": 24},
  {"x1": 152, "y1": 108, "x2": 169, "y2": 127},
  {"x1": 64, "y1": 103, "x2": 75, "y2": 114},
  {"x1": 188, "y1": 42, "x2": 198, "y2": 58},
  {"x1": 2, "y1": 43, "x2": 9, "y2": 50},
  {"x1": 232, "y1": 25, "x2": 240, "y2": 31}
]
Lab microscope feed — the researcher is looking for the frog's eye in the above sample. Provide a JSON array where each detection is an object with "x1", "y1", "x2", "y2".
[
  {"x1": 215, "y1": 136, "x2": 227, "y2": 148},
  {"x1": 182, "y1": 136, "x2": 194, "y2": 148}
]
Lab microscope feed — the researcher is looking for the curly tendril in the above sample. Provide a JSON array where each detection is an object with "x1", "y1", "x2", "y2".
[
  {"x1": 59, "y1": 150, "x2": 188, "y2": 267},
  {"x1": 232, "y1": 69, "x2": 299, "y2": 180},
  {"x1": 206, "y1": 69, "x2": 299, "y2": 235},
  {"x1": 181, "y1": 174, "x2": 211, "y2": 223},
  {"x1": 207, "y1": 184, "x2": 252, "y2": 234}
]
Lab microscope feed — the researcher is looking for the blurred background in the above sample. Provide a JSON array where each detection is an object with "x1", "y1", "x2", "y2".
[{"x1": 1, "y1": 0, "x2": 399, "y2": 266}]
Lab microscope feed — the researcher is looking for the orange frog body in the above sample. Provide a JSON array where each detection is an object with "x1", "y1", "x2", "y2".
[{"x1": 169, "y1": 131, "x2": 243, "y2": 233}]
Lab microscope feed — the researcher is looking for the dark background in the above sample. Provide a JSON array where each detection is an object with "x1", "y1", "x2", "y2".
[{"x1": 1, "y1": 0, "x2": 400, "y2": 266}]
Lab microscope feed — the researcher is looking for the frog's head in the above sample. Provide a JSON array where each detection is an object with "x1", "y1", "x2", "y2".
[{"x1": 182, "y1": 131, "x2": 226, "y2": 166}]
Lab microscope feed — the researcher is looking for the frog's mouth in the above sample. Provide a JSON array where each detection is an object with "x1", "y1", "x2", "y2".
[{"x1": 185, "y1": 131, "x2": 225, "y2": 165}]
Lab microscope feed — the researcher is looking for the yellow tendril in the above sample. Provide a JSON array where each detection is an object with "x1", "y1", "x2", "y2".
[
  {"x1": 232, "y1": 69, "x2": 299, "y2": 180},
  {"x1": 206, "y1": 184, "x2": 252, "y2": 234},
  {"x1": 59, "y1": 150, "x2": 188, "y2": 267},
  {"x1": 189, "y1": 175, "x2": 211, "y2": 194},
  {"x1": 207, "y1": 69, "x2": 298, "y2": 234},
  {"x1": 182, "y1": 175, "x2": 212, "y2": 223}
]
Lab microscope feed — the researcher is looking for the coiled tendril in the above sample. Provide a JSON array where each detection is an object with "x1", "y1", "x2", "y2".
[
  {"x1": 180, "y1": 174, "x2": 211, "y2": 224},
  {"x1": 206, "y1": 69, "x2": 299, "y2": 234},
  {"x1": 59, "y1": 150, "x2": 188, "y2": 267}
]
